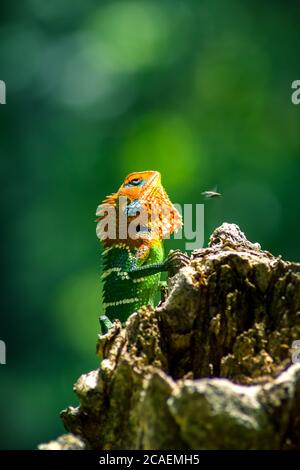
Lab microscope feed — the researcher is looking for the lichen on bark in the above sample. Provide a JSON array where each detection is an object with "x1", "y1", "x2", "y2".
[{"x1": 39, "y1": 223, "x2": 300, "y2": 450}]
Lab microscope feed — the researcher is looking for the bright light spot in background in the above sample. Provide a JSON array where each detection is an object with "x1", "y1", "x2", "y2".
[
  {"x1": 59, "y1": 45, "x2": 135, "y2": 116},
  {"x1": 3, "y1": 1, "x2": 189, "y2": 115},
  {"x1": 120, "y1": 113, "x2": 199, "y2": 192},
  {"x1": 58, "y1": 0, "x2": 178, "y2": 113},
  {"x1": 85, "y1": 1, "x2": 175, "y2": 73},
  {"x1": 53, "y1": 269, "x2": 101, "y2": 356}
]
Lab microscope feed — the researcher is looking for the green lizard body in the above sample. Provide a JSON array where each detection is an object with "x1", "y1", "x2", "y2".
[{"x1": 101, "y1": 241, "x2": 163, "y2": 324}]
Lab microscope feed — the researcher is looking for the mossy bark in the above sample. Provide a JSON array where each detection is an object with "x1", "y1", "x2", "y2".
[{"x1": 40, "y1": 223, "x2": 300, "y2": 450}]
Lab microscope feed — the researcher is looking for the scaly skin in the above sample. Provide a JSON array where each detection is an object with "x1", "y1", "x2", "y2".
[{"x1": 96, "y1": 170, "x2": 186, "y2": 333}]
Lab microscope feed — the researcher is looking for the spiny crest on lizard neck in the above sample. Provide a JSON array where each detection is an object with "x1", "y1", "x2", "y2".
[{"x1": 96, "y1": 171, "x2": 182, "y2": 248}]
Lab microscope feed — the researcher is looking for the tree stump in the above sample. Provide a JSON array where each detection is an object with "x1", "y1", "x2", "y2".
[{"x1": 40, "y1": 223, "x2": 300, "y2": 450}]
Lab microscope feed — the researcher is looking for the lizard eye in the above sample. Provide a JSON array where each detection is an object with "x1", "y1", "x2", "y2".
[{"x1": 124, "y1": 178, "x2": 145, "y2": 188}]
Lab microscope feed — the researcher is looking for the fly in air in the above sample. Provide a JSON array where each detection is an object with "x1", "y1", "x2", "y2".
[{"x1": 201, "y1": 187, "x2": 222, "y2": 198}]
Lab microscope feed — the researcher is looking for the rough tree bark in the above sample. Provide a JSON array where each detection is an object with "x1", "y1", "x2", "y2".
[{"x1": 39, "y1": 223, "x2": 300, "y2": 450}]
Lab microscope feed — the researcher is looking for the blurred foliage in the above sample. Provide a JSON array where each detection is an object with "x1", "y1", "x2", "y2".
[{"x1": 0, "y1": 0, "x2": 299, "y2": 449}]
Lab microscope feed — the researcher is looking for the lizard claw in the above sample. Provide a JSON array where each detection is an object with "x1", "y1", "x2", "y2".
[
  {"x1": 164, "y1": 249, "x2": 190, "y2": 277},
  {"x1": 99, "y1": 315, "x2": 113, "y2": 336}
]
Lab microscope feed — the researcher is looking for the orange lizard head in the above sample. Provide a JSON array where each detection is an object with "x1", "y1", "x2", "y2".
[{"x1": 96, "y1": 170, "x2": 182, "y2": 245}]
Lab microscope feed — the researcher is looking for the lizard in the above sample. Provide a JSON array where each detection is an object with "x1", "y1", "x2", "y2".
[{"x1": 96, "y1": 170, "x2": 188, "y2": 335}]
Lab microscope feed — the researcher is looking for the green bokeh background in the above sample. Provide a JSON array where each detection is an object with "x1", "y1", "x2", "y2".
[{"x1": 0, "y1": 0, "x2": 299, "y2": 449}]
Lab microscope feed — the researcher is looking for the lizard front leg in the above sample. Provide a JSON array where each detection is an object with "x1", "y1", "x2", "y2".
[
  {"x1": 99, "y1": 250, "x2": 189, "y2": 335},
  {"x1": 127, "y1": 249, "x2": 189, "y2": 280}
]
